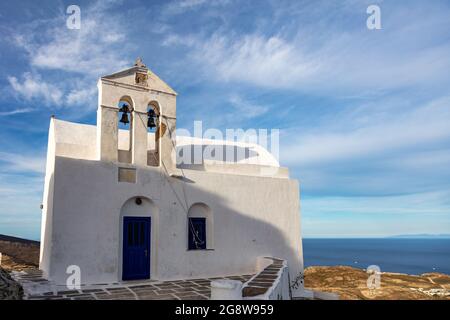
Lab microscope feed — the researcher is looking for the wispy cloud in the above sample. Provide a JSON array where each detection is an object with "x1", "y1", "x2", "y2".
[
  {"x1": 281, "y1": 96, "x2": 450, "y2": 167},
  {"x1": 8, "y1": 73, "x2": 63, "y2": 105},
  {"x1": 197, "y1": 34, "x2": 319, "y2": 89},
  {"x1": 162, "y1": 33, "x2": 198, "y2": 47},
  {"x1": 66, "y1": 86, "x2": 97, "y2": 107},
  {"x1": 0, "y1": 107, "x2": 35, "y2": 116},
  {"x1": 162, "y1": 2, "x2": 450, "y2": 96},
  {"x1": 6, "y1": 0, "x2": 132, "y2": 111},
  {"x1": 13, "y1": 2, "x2": 129, "y2": 76},
  {"x1": 0, "y1": 152, "x2": 46, "y2": 174},
  {"x1": 164, "y1": 0, "x2": 230, "y2": 15},
  {"x1": 228, "y1": 94, "x2": 269, "y2": 119},
  {"x1": 164, "y1": 33, "x2": 319, "y2": 89}
]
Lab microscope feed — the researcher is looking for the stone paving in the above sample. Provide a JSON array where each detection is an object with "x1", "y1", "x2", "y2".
[{"x1": 11, "y1": 269, "x2": 254, "y2": 300}]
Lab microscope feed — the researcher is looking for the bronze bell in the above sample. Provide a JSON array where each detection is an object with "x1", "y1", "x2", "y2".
[
  {"x1": 120, "y1": 112, "x2": 129, "y2": 124},
  {"x1": 147, "y1": 116, "x2": 156, "y2": 129},
  {"x1": 119, "y1": 104, "x2": 130, "y2": 125},
  {"x1": 119, "y1": 104, "x2": 129, "y2": 113},
  {"x1": 147, "y1": 109, "x2": 157, "y2": 129}
]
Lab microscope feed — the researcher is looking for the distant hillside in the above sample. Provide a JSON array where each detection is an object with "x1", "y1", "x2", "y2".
[
  {"x1": 0, "y1": 234, "x2": 40, "y2": 245},
  {"x1": 305, "y1": 266, "x2": 450, "y2": 300},
  {"x1": 388, "y1": 234, "x2": 450, "y2": 239},
  {"x1": 0, "y1": 234, "x2": 40, "y2": 267}
]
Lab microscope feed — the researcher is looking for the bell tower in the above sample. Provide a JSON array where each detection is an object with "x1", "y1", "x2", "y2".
[{"x1": 96, "y1": 58, "x2": 178, "y2": 172}]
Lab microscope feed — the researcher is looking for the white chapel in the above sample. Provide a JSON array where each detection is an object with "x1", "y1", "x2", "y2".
[{"x1": 39, "y1": 59, "x2": 304, "y2": 298}]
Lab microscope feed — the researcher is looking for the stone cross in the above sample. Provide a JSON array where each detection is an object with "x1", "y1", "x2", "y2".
[{"x1": 134, "y1": 57, "x2": 146, "y2": 68}]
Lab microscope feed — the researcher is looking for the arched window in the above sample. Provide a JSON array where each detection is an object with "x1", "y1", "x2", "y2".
[
  {"x1": 118, "y1": 96, "x2": 133, "y2": 163},
  {"x1": 187, "y1": 203, "x2": 213, "y2": 250}
]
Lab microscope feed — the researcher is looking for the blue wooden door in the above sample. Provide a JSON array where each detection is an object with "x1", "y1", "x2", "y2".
[{"x1": 122, "y1": 217, "x2": 151, "y2": 280}]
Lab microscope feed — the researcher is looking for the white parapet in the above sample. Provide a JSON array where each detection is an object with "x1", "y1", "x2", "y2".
[{"x1": 211, "y1": 279, "x2": 243, "y2": 300}]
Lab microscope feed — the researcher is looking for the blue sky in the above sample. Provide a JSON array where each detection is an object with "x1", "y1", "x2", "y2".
[{"x1": 0, "y1": 0, "x2": 450, "y2": 240}]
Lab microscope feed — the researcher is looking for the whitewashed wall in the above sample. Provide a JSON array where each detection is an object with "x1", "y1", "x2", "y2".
[{"x1": 41, "y1": 155, "x2": 304, "y2": 296}]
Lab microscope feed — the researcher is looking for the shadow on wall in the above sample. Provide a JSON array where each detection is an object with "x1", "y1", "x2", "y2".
[{"x1": 158, "y1": 166, "x2": 303, "y2": 292}]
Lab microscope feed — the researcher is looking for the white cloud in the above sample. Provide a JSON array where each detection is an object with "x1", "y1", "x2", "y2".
[
  {"x1": 8, "y1": 0, "x2": 131, "y2": 109},
  {"x1": 164, "y1": 0, "x2": 229, "y2": 15},
  {"x1": 7, "y1": 72, "x2": 98, "y2": 110},
  {"x1": 66, "y1": 86, "x2": 97, "y2": 106},
  {"x1": 0, "y1": 108, "x2": 35, "y2": 116},
  {"x1": 172, "y1": 0, "x2": 208, "y2": 9},
  {"x1": 162, "y1": 2, "x2": 450, "y2": 95},
  {"x1": 188, "y1": 31, "x2": 450, "y2": 93},
  {"x1": 8, "y1": 73, "x2": 63, "y2": 105},
  {"x1": 281, "y1": 96, "x2": 450, "y2": 167},
  {"x1": 0, "y1": 152, "x2": 46, "y2": 174},
  {"x1": 27, "y1": 18, "x2": 129, "y2": 76},
  {"x1": 385, "y1": 149, "x2": 450, "y2": 170},
  {"x1": 162, "y1": 34, "x2": 198, "y2": 47},
  {"x1": 188, "y1": 33, "x2": 319, "y2": 89},
  {"x1": 228, "y1": 94, "x2": 269, "y2": 118}
]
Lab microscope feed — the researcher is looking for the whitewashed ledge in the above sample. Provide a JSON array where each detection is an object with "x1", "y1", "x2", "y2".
[{"x1": 242, "y1": 257, "x2": 291, "y2": 300}]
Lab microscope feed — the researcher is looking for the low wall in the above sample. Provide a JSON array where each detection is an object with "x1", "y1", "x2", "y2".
[{"x1": 242, "y1": 257, "x2": 291, "y2": 300}]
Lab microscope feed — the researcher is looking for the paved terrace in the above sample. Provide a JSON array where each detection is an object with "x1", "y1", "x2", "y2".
[{"x1": 11, "y1": 269, "x2": 254, "y2": 300}]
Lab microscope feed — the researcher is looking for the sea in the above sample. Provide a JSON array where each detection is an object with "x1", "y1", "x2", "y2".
[{"x1": 302, "y1": 238, "x2": 450, "y2": 275}]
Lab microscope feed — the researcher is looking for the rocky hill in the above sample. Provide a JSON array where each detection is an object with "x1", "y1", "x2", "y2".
[
  {"x1": 304, "y1": 265, "x2": 450, "y2": 300},
  {"x1": 0, "y1": 235, "x2": 39, "y2": 299},
  {"x1": 0, "y1": 234, "x2": 39, "y2": 268}
]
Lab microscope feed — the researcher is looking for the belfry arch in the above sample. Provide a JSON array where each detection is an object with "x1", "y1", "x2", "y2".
[
  {"x1": 147, "y1": 100, "x2": 161, "y2": 167},
  {"x1": 96, "y1": 58, "x2": 178, "y2": 171},
  {"x1": 117, "y1": 96, "x2": 134, "y2": 163}
]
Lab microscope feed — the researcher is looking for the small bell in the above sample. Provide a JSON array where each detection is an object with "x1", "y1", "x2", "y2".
[
  {"x1": 147, "y1": 117, "x2": 156, "y2": 129},
  {"x1": 119, "y1": 105, "x2": 129, "y2": 113},
  {"x1": 120, "y1": 112, "x2": 129, "y2": 124},
  {"x1": 119, "y1": 104, "x2": 130, "y2": 125},
  {"x1": 147, "y1": 109, "x2": 157, "y2": 129}
]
